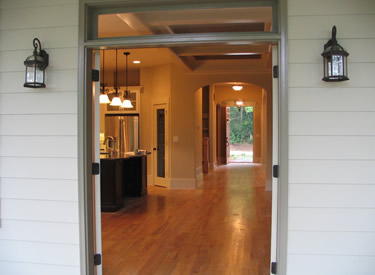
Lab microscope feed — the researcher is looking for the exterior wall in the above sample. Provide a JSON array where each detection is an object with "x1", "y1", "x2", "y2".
[
  {"x1": 1, "y1": 0, "x2": 374, "y2": 274},
  {"x1": 0, "y1": 0, "x2": 80, "y2": 274},
  {"x1": 287, "y1": 0, "x2": 375, "y2": 274}
]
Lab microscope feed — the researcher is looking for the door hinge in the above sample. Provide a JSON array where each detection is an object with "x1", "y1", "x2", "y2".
[
  {"x1": 92, "y1": 163, "x2": 100, "y2": 175},
  {"x1": 92, "y1": 69, "x2": 100, "y2": 82},
  {"x1": 94, "y1": 253, "x2": 102, "y2": 266},
  {"x1": 271, "y1": 262, "x2": 277, "y2": 274},
  {"x1": 273, "y1": 165, "x2": 279, "y2": 178},
  {"x1": 273, "y1": 65, "x2": 279, "y2": 78}
]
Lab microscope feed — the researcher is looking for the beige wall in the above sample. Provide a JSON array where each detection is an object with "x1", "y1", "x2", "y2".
[
  {"x1": 214, "y1": 84, "x2": 264, "y2": 163},
  {"x1": 168, "y1": 62, "x2": 272, "y2": 183},
  {"x1": 140, "y1": 64, "x2": 172, "y2": 182},
  {"x1": 99, "y1": 53, "x2": 273, "y2": 187}
]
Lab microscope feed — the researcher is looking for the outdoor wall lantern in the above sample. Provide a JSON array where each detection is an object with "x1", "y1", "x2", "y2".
[
  {"x1": 24, "y1": 38, "x2": 49, "y2": 88},
  {"x1": 322, "y1": 26, "x2": 349, "y2": 82}
]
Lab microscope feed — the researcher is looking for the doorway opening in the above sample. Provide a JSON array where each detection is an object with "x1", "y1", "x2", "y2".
[
  {"x1": 228, "y1": 105, "x2": 254, "y2": 163},
  {"x1": 80, "y1": 1, "x2": 287, "y2": 274},
  {"x1": 93, "y1": 45, "x2": 277, "y2": 274}
]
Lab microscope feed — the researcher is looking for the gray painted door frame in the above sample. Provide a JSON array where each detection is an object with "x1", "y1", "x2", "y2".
[{"x1": 78, "y1": 1, "x2": 288, "y2": 274}]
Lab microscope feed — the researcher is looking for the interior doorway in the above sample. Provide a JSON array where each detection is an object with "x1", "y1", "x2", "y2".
[
  {"x1": 228, "y1": 105, "x2": 254, "y2": 163},
  {"x1": 93, "y1": 47, "x2": 277, "y2": 275},
  {"x1": 153, "y1": 103, "x2": 168, "y2": 187}
]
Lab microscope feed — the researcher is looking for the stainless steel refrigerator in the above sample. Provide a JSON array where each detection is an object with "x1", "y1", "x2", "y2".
[{"x1": 105, "y1": 114, "x2": 139, "y2": 154}]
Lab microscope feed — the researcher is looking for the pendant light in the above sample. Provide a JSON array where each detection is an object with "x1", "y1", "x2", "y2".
[
  {"x1": 110, "y1": 49, "x2": 122, "y2": 106},
  {"x1": 121, "y1": 52, "x2": 133, "y2": 108},
  {"x1": 99, "y1": 50, "x2": 110, "y2": 104}
]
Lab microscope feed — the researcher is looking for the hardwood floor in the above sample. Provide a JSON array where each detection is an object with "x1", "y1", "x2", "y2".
[{"x1": 101, "y1": 163, "x2": 272, "y2": 275}]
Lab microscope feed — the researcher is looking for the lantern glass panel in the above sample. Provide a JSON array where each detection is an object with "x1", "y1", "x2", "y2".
[
  {"x1": 344, "y1": 56, "x2": 348, "y2": 76},
  {"x1": 325, "y1": 57, "x2": 332, "y2": 77},
  {"x1": 35, "y1": 67, "x2": 44, "y2": 83},
  {"x1": 26, "y1": 66, "x2": 36, "y2": 83},
  {"x1": 332, "y1": 55, "x2": 343, "y2": 76}
]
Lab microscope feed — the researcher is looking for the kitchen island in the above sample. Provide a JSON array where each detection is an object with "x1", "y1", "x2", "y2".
[{"x1": 100, "y1": 152, "x2": 148, "y2": 212}]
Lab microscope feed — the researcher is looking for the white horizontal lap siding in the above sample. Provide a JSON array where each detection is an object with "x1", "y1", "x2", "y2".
[
  {"x1": 0, "y1": 0, "x2": 80, "y2": 273},
  {"x1": 288, "y1": 0, "x2": 375, "y2": 274}
]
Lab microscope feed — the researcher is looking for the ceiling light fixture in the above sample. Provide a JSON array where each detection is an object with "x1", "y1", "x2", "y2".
[
  {"x1": 110, "y1": 49, "x2": 123, "y2": 106},
  {"x1": 232, "y1": 85, "x2": 243, "y2": 91},
  {"x1": 121, "y1": 52, "x2": 133, "y2": 108},
  {"x1": 99, "y1": 50, "x2": 110, "y2": 104},
  {"x1": 133, "y1": 60, "x2": 141, "y2": 64}
]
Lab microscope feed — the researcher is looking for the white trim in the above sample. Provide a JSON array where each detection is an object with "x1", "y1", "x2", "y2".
[
  {"x1": 196, "y1": 166, "x2": 203, "y2": 188},
  {"x1": 271, "y1": 43, "x2": 280, "y2": 271},
  {"x1": 170, "y1": 178, "x2": 196, "y2": 189}
]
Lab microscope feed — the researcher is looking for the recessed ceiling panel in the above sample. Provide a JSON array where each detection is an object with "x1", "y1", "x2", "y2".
[
  {"x1": 194, "y1": 54, "x2": 262, "y2": 61},
  {"x1": 98, "y1": 6, "x2": 273, "y2": 38}
]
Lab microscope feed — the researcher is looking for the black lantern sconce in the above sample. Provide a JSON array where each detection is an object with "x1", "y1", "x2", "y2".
[
  {"x1": 321, "y1": 26, "x2": 349, "y2": 82},
  {"x1": 24, "y1": 38, "x2": 49, "y2": 88}
]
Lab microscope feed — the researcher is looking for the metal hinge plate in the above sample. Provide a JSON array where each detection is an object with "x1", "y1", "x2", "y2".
[
  {"x1": 94, "y1": 253, "x2": 102, "y2": 266},
  {"x1": 271, "y1": 262, "x2": 277, "y2": 274},
  {"x1": 273, "y1": 65, "x2": 279, "y2": 78},
  {"x1": 273, "y1": 165, "x2": 279, "y2": 178},
  {"x1": 92, "y1": 69, "x2": 100, "y2": 82},
  {"x1": 92, "y1": 163, "x2": 100, "y2": 175}
]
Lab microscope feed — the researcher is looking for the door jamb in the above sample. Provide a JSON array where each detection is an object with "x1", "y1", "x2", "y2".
[{"x1": 78, "y1": 1, "x2": 289, "y2": 274}]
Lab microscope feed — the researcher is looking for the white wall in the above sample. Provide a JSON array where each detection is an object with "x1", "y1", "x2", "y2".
[
  {"x1": 287, "y1": 0, "x2": 375, "y2": 274},
  {"x1": 0, "y1": 0, "x2": 80, "y2": 274}
]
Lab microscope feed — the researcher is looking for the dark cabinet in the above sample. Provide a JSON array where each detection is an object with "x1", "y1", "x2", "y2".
[
  {"x1": 100, "y1": 155, "x2": 147, "y2": 212},
  {"x1": 123, "y1": 156, "x2": 147, "y2": 197},
  {"x1": 100, "y1": 158, "x2": 123, "y2": 212}
]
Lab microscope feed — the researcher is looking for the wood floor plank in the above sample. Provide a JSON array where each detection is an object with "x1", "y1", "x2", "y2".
[{"x1": 102, "y1": 163, "x2": 271, "y2": 275}]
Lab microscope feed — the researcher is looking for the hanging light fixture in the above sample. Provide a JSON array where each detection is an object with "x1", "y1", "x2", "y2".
[
  {"x1": 99, "y1": 50, "x2": 110, "y2": 104},
  {"x1": 236, "y1": 100, "x2": 244, "y2": 106},
  {"x1": 24, "y1": 38, "x2": 49, "y2": 88},
  {"x1": 322, "y1": 26, "x2": 349, "y2": 82},
  {"x1": 232, "y1": 84, "x2": 243, "y2": 91},
  {"x1": 110, "y1": 49, "x2": 123, "y2": 106},
  {"x1": 236, "y1": 100, "x2": 243, "y2": 111},
  {"x1": 121, "y1": 52, "x2": 134, "y2": 108}
]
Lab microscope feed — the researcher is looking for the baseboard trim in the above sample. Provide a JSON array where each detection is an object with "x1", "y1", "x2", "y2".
[
  {"x1": 209, "y1": 161, "x2": 217, "y2": 170},
  {"x1": 147, "y1": 175, "x2": 153, "y2": 186},
  {"x1": 196, "y1": 166, "x2": 202, "y2": 176},
  {"x1": 170, "y1": 178, "x2": 196, "y2": 189},
  {"x1": 196, "y1": 166, "x2": 203, "y2": 188}
]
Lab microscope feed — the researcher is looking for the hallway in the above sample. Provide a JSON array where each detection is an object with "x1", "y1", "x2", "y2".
[{"x1": 101, "y1": 164, "x2": 272, "y2": 274}]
